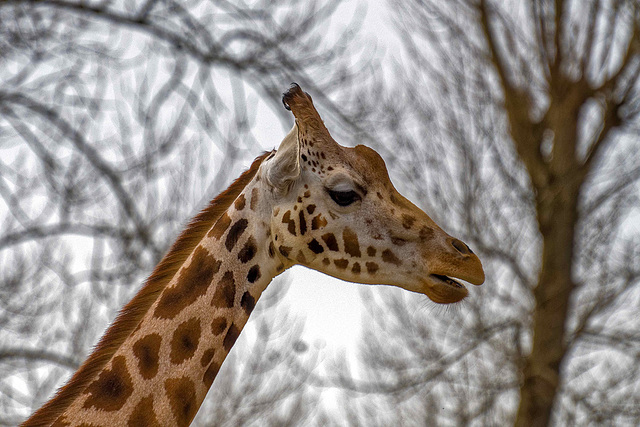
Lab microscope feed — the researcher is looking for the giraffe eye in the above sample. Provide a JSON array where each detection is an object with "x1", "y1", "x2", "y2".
[{"x1": 328, "y1": 189, "x2": 361, "y2": 207}]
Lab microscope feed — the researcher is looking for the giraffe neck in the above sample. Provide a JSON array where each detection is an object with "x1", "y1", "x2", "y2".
[{"x1": 49, "y1": 166, "x2": 283, "y2": 426}]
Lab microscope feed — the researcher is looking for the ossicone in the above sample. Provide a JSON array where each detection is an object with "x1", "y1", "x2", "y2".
[{"x1": 282, "y1": 83, "x2": 312, "y2": 111}]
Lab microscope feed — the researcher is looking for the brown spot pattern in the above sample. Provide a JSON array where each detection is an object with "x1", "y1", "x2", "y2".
[
  {"x1": 352, "y1": 262, "x2": 361, "y2": 274},
  {"x1": 343, "y1": 228, "x2": 361, "y2": 257},
  {"x1": 211, "y1": 316, "x2": 227, "y2": 335},
  {"x1": 234, "y1": 194, "x2": 246, "y2": 210},
  {"x1": 367, "y1": 246, "x2": 376, "y2": 256},
  {"x1": 211, "y1": 271, "x2": 236, "y2": 308},
  {"x1": 322, "y1": 233, "x2": 339, "y2": 251},
  {"x1": 366, "y1": 262, "x2": 379, "y2": 274},
  {"x1": 308, "y1": 239, "x2": 324, "y2": 254},
  {"x1": 226, "y1": 219, "x2": 249, "y2": 251},
  {"x1": 279, "y1": 245, "x2": 292, "y2": 257},
  {"x1": 307, "y1": 204, "x2": 316, "y2": 214},
  {"x1": 419, "y1": 226, "x2": 435, "y2": 240},
  {"x1": 170, "y1": 318, "x2": 201, "y2": 365},
  {"x1": 238, "y1": 236, "x2": 257, "y2": 263},
  {"x1": 287, "y1": 219, "x2": 296, "y2": 235},
  {"x1": 208, "y1": 212, "x2": 231, "y2": 239},
  {"x1": 282, "y1": 210, "x2": 297, "y2": 235},
  {"x1": 402, "y1": 214, "x2": 416, "y2": 229},
  {"x1": 299, "y1": 210, "x2": 307, "y2": 235},
  {"x1": 382, "y1": 249, "x2": 402, "y2": 265},
  {"x1": 154, "y1": 246, "x2": 220, "y2": 319},
  {"x1": 128, "y1": 395, "x2": 160, "y2": 427},
  {"x1": 334, "y1": 259, "x2": 349, "y2": 269},
  {"x1": 200, "y1": 348, "x2": 215, "y2": 368},
  {"x1": 164, "y1": 377, "x2": 197, "y2": 427},
  {"x1": 132, "y1": 333, "x2": 162, "y2": 380},
  {"x1": 203, "y1": 361, "x2": 221, "y2": 388},
  {"x1": 247, "y1": 265, "x2": 261, "y2": 283},
  {"x1": 268, "y1": 241, "x2": 276, "y2": 258},
  {"x1": 311, "y1": 214, "x2": 327, "y2": 230},
  {"x1": 83, "y1": 356, "x2": 133, "y2": 412},
  {"x1": 391, "y1": 236, "x2": 408, "y2": 246},
  {"x1": 223, "y1": 324, "x2": 240, "y2": 352},
  {"x1": 241, "y1": 291, "x2": 256, "y2": 314}
]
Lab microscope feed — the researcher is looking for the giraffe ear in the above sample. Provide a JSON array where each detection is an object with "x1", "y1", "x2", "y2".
[{"x1": 264, "y1": 123, "x2": 301, "y2": 193}]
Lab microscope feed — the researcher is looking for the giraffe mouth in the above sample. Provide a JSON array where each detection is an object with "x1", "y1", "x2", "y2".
[
  {"x1": 431, "y1": 274, "x2": 465, "y2": 289},
  {"x1": 423, "y1": 274, "x2": 469, "y2": 304}
]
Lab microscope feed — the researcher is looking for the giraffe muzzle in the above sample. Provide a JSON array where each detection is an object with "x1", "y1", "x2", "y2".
[{"x1": 420, "y1": 241, "x2": 485, "y2": 303}]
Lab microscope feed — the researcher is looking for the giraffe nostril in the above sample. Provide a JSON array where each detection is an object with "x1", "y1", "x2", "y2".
[{"x1": 451, "y1": 238, "x2": 472, "y2": 255}]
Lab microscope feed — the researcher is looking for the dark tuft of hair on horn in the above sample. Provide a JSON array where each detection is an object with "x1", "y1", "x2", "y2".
[
  {"x1": 282, "y1": 83, "x2": 303, "y2": 111},
  {"x1": 282, "y1": 83, "x2": 299, "y2": 110}
]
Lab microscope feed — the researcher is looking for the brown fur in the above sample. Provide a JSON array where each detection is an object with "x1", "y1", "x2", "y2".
[{"x1": 23, "y1": 152, "x2": 270, "y2": 427}]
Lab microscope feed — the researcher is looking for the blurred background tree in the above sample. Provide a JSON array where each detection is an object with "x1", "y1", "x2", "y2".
[
  {"x1": 326, "y1": 1, "x2": 640, "y2": 426},
  {"x1": 1, "y1": 0, "x2": 639, "y2": 426}
]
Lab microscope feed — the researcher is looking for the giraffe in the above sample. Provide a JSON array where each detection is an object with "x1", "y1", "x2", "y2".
[{"x1": 23, "y1": 84, "x2": 484, "y2": 427}]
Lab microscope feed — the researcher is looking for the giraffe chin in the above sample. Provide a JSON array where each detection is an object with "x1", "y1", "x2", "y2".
[{"x1": 422, "y1": 274, "x2": 469, "y2": 304}]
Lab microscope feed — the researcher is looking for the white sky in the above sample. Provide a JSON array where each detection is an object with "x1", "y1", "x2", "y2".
[{"x1": 282, "y1": 267, "x2": 364, "y2": 352}]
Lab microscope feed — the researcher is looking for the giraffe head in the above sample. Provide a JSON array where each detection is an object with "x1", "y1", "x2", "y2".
[{"x1": 261, "y1": 84, "x2": 484, "y2": 303}]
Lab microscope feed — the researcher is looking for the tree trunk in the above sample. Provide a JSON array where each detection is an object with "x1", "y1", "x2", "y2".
[{"x1": 515, "y1": 179, "x2": 580, "y2": 426}]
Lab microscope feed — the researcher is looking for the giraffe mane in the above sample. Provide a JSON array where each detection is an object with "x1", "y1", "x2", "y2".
[{"x1": 24, "y1": 152, "x2": 271, "y2": 427}]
